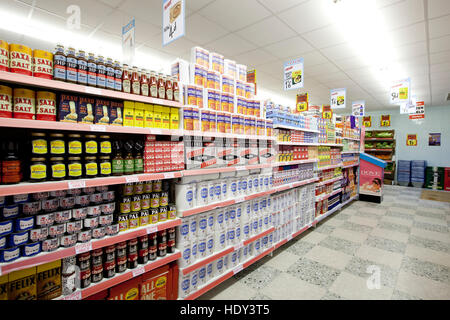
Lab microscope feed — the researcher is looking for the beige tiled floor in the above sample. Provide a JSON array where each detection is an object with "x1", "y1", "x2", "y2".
[{"x1": 199, "y1": 186, "x2": 450, "y2": 300}]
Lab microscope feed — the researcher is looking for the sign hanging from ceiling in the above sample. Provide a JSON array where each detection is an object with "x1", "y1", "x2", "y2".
[
  {"x1": 400, "y1": 102, "x2": 416, "y2": 114},
  {"x1": 390, "y1": 78, "x2": 411, "y2": 104},
  {"x1": 296, "y1": 93, "x2": 308, "y2": 112},
  {"x1": 322, "y1": 105, "x2": 332, "y2": 119},
  {"x1": 406, "y1": 134, "x2": 417, "y2": 146},
  {"x1": 122, "y1": 18, "x2": 135, "y2": 65},
  {"x1": 330, "y1": 88, "x2": 346, "y2": 109},
  {"x1": 163, "y1": 0, "x2": 185, "y2": 46},
  {"x1": 409, "y1": 101, "x2": 425, "y2": 120},
  {"x1": 352, "y1": 100, "x2": 365, "y2": 117},
  {"x1": 363, "y1": 116, "x2": 371, "y2": 127},
  {"x1": 283, "y1": 58, "x2": 304, "y2": 91},
  {"x1": 380, "y1": 115, "x2": 391, "y2": 127}
]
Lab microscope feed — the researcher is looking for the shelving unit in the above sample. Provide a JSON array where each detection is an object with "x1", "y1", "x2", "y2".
[{"x1": 364, "y1": 130, "x2": 396, "y2": 184}]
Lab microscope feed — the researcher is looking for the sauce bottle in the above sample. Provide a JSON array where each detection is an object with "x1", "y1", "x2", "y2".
[
  {"x1": 131, "y1": 66, "x2": 140, "y2": 95},
  {"x1": 105, "y1": 58, "x2": 115, "y2": 90},
  {"x1": 157, "y1": 73, "x2": 165, "y2": 100},
  {"x1": 149, "y1": 71, "x2": 157, "y2": 98},
  {"x1": 165, "y1": 76, "x2": 173, "y2": 101},
  {"x1": 77, "y1": 50, "x2": 88, "y2": 85},
  {"x1": 122, "y1": 64, "x2": 131, "y2": 93},
  {"x1": 114, "y1": 61, "x2": 122, "y2": 92},
  {"x1": 66, "y1": 47, "x2": 78, "y2": 83},
  {"x1": 134, "y1": 140, "x2": 144, "y2": 174},
  {"x1": 53, "y1": 44, "x2": 66, "y2": 81},
  {"x1": 123, "y1": 140, "x2": 135, "y2": 175},
  {"x1": 172, "y1": 76, "x2": 180, "y2": 102},
  {"x1": 140, "y1": 69, "x2": 149, "y2": 97},
  {"x1": 1, "y1": 141, "x2": 21, "y2": 184},
  {"x1": 96, "y1": 55, "x2": 106, "y2": 88},
  {"x1": 112, "y1": 140, "x2": 124, "y2": 176},
  {"x1": 87, "y1": 53, "x2": 97, "y2": 87}
]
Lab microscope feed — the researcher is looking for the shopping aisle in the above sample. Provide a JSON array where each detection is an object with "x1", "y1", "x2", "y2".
[{"x1": 199, "y1": 185, "x2": 450, "y2": 300}]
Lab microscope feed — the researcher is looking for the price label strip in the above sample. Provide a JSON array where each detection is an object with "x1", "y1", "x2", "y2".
[
  {"x1": 146, "y1": 224, "x2": 158, "y2": 234},
  {"x1": 164, "y1": 172, "x2": 175, "y2": 179},
  {"x1": 85, "y1": 87, "x2": 102, "y2": 95},
  {"x1": 63, "y1": 291, "x2": 82, "y2": 300},
  {"x1": 235, "y1": 196, "x2": 246, "y2": 204},
  {"x1": 75, "y1": 242, "x2": 92, "y2": 254},
  {"x1": 126, "y1": 175, "x2": 139, "y2": 183},
  {"x1": 132, "y1": 266, "x2": 145, "y2": 277},
  {"x1": 234, "y1": 242, "x2": 243, "y2": 251},
  {"x1": 68, "y1": 180, "x2": 86, "y2": 189},
  {"x1": 90, "y1": 125, "x2": 106, "y2": 132},
  {"x1": 233, "y1": 264, "x2": 243, "y2": 275}
]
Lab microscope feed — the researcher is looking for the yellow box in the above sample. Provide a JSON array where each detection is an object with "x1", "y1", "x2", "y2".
[
  {"x1": 0, "y1": 274, "x2": 8, "y2": 300},
  {"x1": 123, "y1": 101, "x2": 135, "y2": 127},
  {"x1": 8, "y1": 267, "x2": 37, "y2": 300},
  {"x1": 144, "y1": 104, "x2": 154, "y2": 128},
  {"x1": 161, "y1": 112, "x2": 170, "y2": 129},
  {"x1": 153, "y1": 105, "x2": 163, "y2": 128},
  {"x1": 134, "y1": 102, "x2": 145, "y2": 128},
  {"x1": 37, "y1": 260, "x2": 62, "y2": 300},
  {"x1": 170, "y1": 108, "x2": 179, "y2": 130},
  {"x1": 162, "y1": 106, "x2": 170, "y2": 114}
]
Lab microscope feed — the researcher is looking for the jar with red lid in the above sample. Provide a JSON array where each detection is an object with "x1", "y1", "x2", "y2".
[
  {"x1": 131, "y1": 66, "x2": 140, "y2": 95},
  {"x1": 165, "y1": 76, "x2": 173, "y2": 101},
  {"x1": 116, "y1": 255, "x2": 127, "y2": 273},
  {"x1": 149, "y1": 71, "x2": 158, "y2": 98},
  {"x1": 148, "y1": 243, "x2": 157, "y2": 261},
  {"x1": 104, "y1": 244, "x2": 116, "y2": 262},
  {"x1": 103, "y1": 259, "x2": 116, "y2": 278},
  {"x1": 157, "y1": 229, "x2": 167, "y2": 243},
  {"x1": 79, "y1": 268, "x2": 91, "y2": 288},
  {"x1": 148, "y1": 232, "x2": 158, "y2": 247},
  {"x1": 167, "y1": 239, "x2": 175, "y2": 254},
  {"x1": 138, "y1": 235, "x2": 149, "y2": 265},
  {"x1": 157, "y1": 241, "x2": 167, "y2": 257}
]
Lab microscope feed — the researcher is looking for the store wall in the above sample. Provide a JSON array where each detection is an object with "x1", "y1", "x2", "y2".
[{"x1": 364, "y1": 105, "x2": 450, "y2": 167}]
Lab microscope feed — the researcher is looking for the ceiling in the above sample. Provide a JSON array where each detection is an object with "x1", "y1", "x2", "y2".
[{"x1": 1, "y1": 0, "x2": 450, "y2": 112}]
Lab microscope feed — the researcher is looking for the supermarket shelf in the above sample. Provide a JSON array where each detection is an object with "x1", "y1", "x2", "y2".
[
  {"x1": 272, "y1": 177, "x2": 319, "y2": 193},
  {"x1": 384, "y1": 171, "x2": 394, "y2": 175},
  {"x1": 341, "y1": 150, "x2": 360, "y2": 154},
  {"x1": 57, "y1": 250, "x2": 181, "y2": 300},
  {"x1": 320, "y1": 143, "x2": 344, "y2": 147},
  {"x1": 184, "y1": 246, "x2": 274, "y2": 300},
  {"x1": 183, "y1": 130, "x2": 275, "y2": 141},
  {"x1": 342, "y1": 195, "x2": 358, "y2": 207},
  {"x1": 273, "y1": 159, "x2": 318, "y2": 167},
  {"x1": 182, "y1": 163, "x2": 272, "y2": 176},
  {"x1": 274, "y1": 223, "x2": 312, "y2": 250},
  {"x1": 365, "y1": 149, "x2": 393, "y2": 152},
  {"x1": 0, "y1": 172, "x2": 183, "y2": 197},
  {"x1": 342, "y1": 162, "x2": 360, "y2": 169},
  {"x1": 0, "y1": 218, "x2": 181, "y2": 276},
  {"x1": 315, "y1": 188, "x2": 343, "y2": 202},
  {"x1": 317, "y1": 163, "x2": 343, "y2": 171},
  {"x1": 180, "y1": 227, "x2": 275, "y2": 275},
  {"x1": 316, "y1": 175, "x2": 343, "y2": 186},
  {"x1": 272, "y1": 123, "x2": 319, "y2": 133},
  {"x1": 275, "y1": 141, "x2": 319, "y2": 146},
  {"x1": 343, "y1": 137, "x2": 361, "y2": 141},
  {"x1": 364, "y1": 138, "x2": 394, "y2": 141},
  {"x1": 314, "y1": 194, "x2": 358, "y2": 224},
  {"x1": 0, "y1": 71, "x2": 181, "y2": 107}
]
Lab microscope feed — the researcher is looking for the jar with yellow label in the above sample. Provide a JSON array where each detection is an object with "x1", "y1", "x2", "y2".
[
  {"x1": 84, "y1": 156, "x2": 98, "y2": 178},
  {"x1": 68, "y1": 134, "x2": 82, "y2": 155},
  {"x1": 31, "y1": 132, "x2": 48, "y2": 155},
  {"x1": 99, "y1": 156, "x2": 111, "y2": 177},
  {"x1": 50, "y1": 157, "x2": 66, "y2": 181},
  {"x1": 84, "y1": 134, "x2": 98, "y2": 155},
  {"x1": 68, "y1": 157, "x2": 82, "y2": 179},
  {"x1": 49, "y1": 133, "x2": 65, "y2": 155},
  {"x1": 30, "y1": 157, "x2": 47, "y2": 182},
  {"x1": 99, "y1": 135, "x2": 111, "y2": 155}
]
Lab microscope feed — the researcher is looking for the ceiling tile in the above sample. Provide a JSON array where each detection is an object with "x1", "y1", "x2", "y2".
[
  {"x1": 257, "y1": 60, "x2": 284, "y2": 79},
  {"x1": 233, "y1": 49, "x2": 278, "y2": 68},
  {"x1": 264, "y1": 36, "x2": 314, "y2": 59},
  {"x1": 0, "y1": 0, "x2": 30, "y2": 17},
  {"x1": 257, "y1": 0, "x2": 308, "y2": 13},
  {"x1": 159, "y1": 36, "x2": 197, "y2": 56},
  {"x1": 118, "y1": 0, "x2": 161, "y2": 29},
  {"x1": 430, "y1": 62, "x2": 450, "y2": 73},
  {"x1": 302, "y1": 24, "x2": 348, "y2": 49},
  {"x1": 394, "y1": 41, "x2": 427, "y2": 60},
  {"x1": 333, "y1": 56, "x2": 372, "y2": 71},
  {"x1": 390, "y1": 22, "x2": 426, "y2": 48},
  {"x1": 317, "y1": 72, "x2": 350, "y2": 83},
  {"x1": 429, "y1": 50, "x2": 450, "y2": 65},
  {"x1": 320, "y1": 42, "x2": 359, "y2": 61},
  {"x1": 380, "y1": 0, "x2": 424, "y2": 31},
  {"x1": 236, "y1": 16, "x2": 296, "y2": 47},
  {"x1": 277, "y1": 0, "x2": 332, "y2": 34},
  {"x1": 430, "y1": 35, "x2": 450, "y2": 53},
  {"x1": 305, "y1": 62, "x2": 340, "y2": 77},
  {"x1": 429, "y1": 14, "x2": 450, "y2": 39},
  {"x1": 185, "y1": 13, "x2": 229, "y2": 45},
  {"x1": 298, "y1": 50, "x2": 329, "y2": 67},
  {"x1": 204, "y1": 33, "x2": 257, "y2": 57},
  {"x1": 376, "y1": 0, "x2": 405, "y2": 8},
  {"x1": 198, "y1": 0, "x2": 271, "y2": 32},
  {"x1": 96, "y1": 0, "x2": 123, "y2": 8},
  {"x1": 428, "y1": 0, "x2": 450, "y2": 19},
  {"x1": 185, "y1": 0, "x2": 215, "y2": 12}
]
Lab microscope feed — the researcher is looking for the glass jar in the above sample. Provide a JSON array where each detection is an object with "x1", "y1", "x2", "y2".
[
  {"x1": 149, "y1": 71, "x2": 158, "y2": 98},
  {"x1": 49, "y1": 133, "x2": 65, "y2": 155},
  {"x1": 99, "y1": 135, "x2": 111, "y2": 155},
  {"x1": 122, "y1": 64, "x2": 131, "y2": 93},
  {"x1": 31, "y1": 132, "x2": 48, "y2": 155},
  {"x1": 172, "y1": 76, "x2": 179, "y2": 102},
  {"x1": 157, "y1": 73, "x2": 165, "y2": 100},
  {"x1": 140, "y1": 69, "x2": 149, "y2": 96},
  {"x1": 30, "y1": 157, "x2": 47, "y2": 182},
  {"x1": 165, "y1": 76, "x2": 173, "y2": 101},
  {"x1": 84, "y1": 156, "x2": 98, "y2": 178},
  {"x1": 99, "y1": 156, "x2": 111, "y2": 177},
  {"x1": 50, "y1": 157, "x2": 66, "y2": 181},
  {"x1": 84, "y1": 134, "x2": 98, "y2": 155},
  {"x1": 68, "y1": 156, "x2": 82, "y2": 179},
  {"x1": 131, "y1": 66, "x2": 140, "y2": 95},
  {"x1": 68, "y1": 134, "x2": 82, "y2": 155}
]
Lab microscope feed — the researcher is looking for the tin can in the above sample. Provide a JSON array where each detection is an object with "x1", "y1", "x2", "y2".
[
  {"x1": 201, "y1": 110, "x2": 210, "y2": 132},
  {"x1": 191, "y1": 107, "x2": 200, "y2": 130},
  {"x1": 224, "y1": 113, "x2": 231, "y2": 133},
  {"x1": 209, "y1": 111, "x2": 216, "y2": 132},
  {"x1": 91, "y1": 264, "x2": 103, "y2": 284},
  {"x1": 0, "y1": 85, "x2": 12, "y2": 118},
  {"x1": 33, "y1": 49, "x2": 53, "y2": 79},
  {"x1": 35, "y1": 91, "x2": 56, "y2": 121},
  {"x1": 0, "y1": 40, "x2": 8, "y2": 72},
  {"x1": 9, "y1": 43, "x2": 32, "y2": 75},
  {"x1": 13, "y1": 88, "x2": 35, "y2": 119}
]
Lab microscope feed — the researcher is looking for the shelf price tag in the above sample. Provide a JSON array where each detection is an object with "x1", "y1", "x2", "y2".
[
  {"x1": 235, "y1": 166, "x2": 246, "y2": 171},
  {"x1": 234, "y1": 242, "x2": 243, "y2": 251},
  {"x1": 132, "y1": 266, "x2": 145, "y2": 278},
  {"x1": 90, "y1": 125, "x2": 106, "y2": 132},
  {"x1": 63, "y1": 291, "x2": 82, "y2": 300},
  {"x1": 75, "y1": 242, "x2": 92, "y2": 254},
  {"x1": 85, "y1": 87, "x2": 102, "y2": 95},
  {"x1": 235, "y1": 196, "x2": 245, "y2": 203},
  {"x1": 152, "y1": 129, "x2": 163, "y2": 135},
  {"x1": 287, "y1": 234, "x2": 293, "y2": 241},
  {"x1": 164, "y1": 172, "x2": 175, "y2": 179},
  {"x1": 146, "y1": 225, "x2": 158, "y2": 234},
  {"x1": 233, "y1": 264, "x2": 243, "y2": 275},
  {"x1": 126, "y1": 175, "x2": 139, "y2": 183},
  {"x1": 68, "y1": 180, "x2": 86, "y2": 189}
]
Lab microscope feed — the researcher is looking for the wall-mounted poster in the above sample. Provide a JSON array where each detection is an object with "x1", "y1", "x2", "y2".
[
  {"x1": 380, "y1": 115, "x2": 390, "y2": 127},
  {"x1": 429, "y1": 133, "x2": 441, "y2": 146},
  {"x1": 407, "y1": 134, "x2": 417, "y2": 146},
  {"x1": 363, "y1": 116, "x2": 371, "y2": 127}
]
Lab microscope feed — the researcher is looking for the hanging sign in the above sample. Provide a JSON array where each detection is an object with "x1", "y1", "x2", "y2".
[
  {"x1": 122, "y1": 18, "x2": 135, "y2": 65},
  {"x1": 322, "y1": 105, "x2": 332, "y2": 119},
  {"x1": 406, "y1": 134, "x2": 417, "y2": 146},
  {"x1": 390, "y1": 78, "x2": 410, "y2": 104},
  {"x1": 363, "y1": 116, "x2": 371, "y2": 127},
  {"x1": 409, "y1": 101, "x2": 425, "y2": 120},
  {"x1": 296, "y1": 93, "x2": 308, "y2": 112},
  {"x1": 400, "y1": 102, "x2": 416, "y2": 114},
  {"x1": 352, "y1": 100, "x2": 365, "y2": 117},
  {"x1": 284, "y1": 58, "x2": 304, "y2": 91},
  {"x1": 330, "y1": 88, "x2": 346, "y2": 109},
  {"x1": 246, "y1": 69, "x2": 257, "y2": 94},
  {"x1": 380, "y1": 115, "x2": 391, "y2": 127},
  {"x1": 163, "y1": 0, "x2": 185, "y2": 46}
]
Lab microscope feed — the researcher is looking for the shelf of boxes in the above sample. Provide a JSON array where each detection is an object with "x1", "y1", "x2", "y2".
[
  {"x1": 273, "y1": 223, "x2": 312, "y2": 250},
  {"x1": 315, "y1": 195, "x2": 358, "y2": 224},
  {"x1": 342, "y1": 162, "x2": 360, "y2": 169},
  {"x1": 273, "y1": 123, "x2": 319, "y2": 133},
  {"x1": 317, "y1": 163, "x2": 343, "y2": 171},
  {"x1": 315, "y1": 188, "x2": 343, "y2": 202},
  {"x1": 56, "y1": 250, "x2": 181, "y2": 300},
  {"x1": 183, "y1": 130, "x2": 275, "y2": 141},
  {"x1": 182, "y1": 163, "x2": 272, "y2": 176},
  {"x1": 0, "y1": 218, "x2": 181, "y2": 276},
  {"x1": 275, "y1": 141, "x2": 319, "y2": 146},
  {"x1": 316, "y1": 175, "x2": 343, "y2": 187},
  {"x1": 0, "y1": 71, "x2": 182, "y2": 107},
  {"x1": 271, "y1": 177, "x2": 319, "y2": 193}
]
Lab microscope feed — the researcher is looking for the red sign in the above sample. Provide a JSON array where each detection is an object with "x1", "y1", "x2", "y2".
[{"x1": 409, "y1": 101, "x2": 425, "y2": 120}]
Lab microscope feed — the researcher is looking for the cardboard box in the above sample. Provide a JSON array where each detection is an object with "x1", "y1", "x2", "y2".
[
  {"x1": 171, "y1": 58, "x2": 190, "y2": 84},
  {"x1": 110, "y1": 101, "x2": 123, "y2": 126},
  {"x1": 8, "y1": 267, "x2": 37, "y2": 300},
  {"x1": 94, "y1": 99, "x2": 110, "y2": 125},
  {"x1": 78, "y1": 96, "x2": 95, "y2": 123},
  {"x1": 140, "y1": 265, "x2": 170, "y2": 300},
  {"x1": 37, "y1": 260, "x2": 61, "y2": 300},
  {"x1": 83, "y1": 289, "x2": 108, "y2": 300},
  {"x1": 153, "y1": 105, "x2": 163, "y2": 128},
  {"x1": 170, "y1": 107, "x2": 179, "y2": 130},
  {"x1": 144, "y1": 104, "x2": 154, "y2": 128},
  {"x1": 108, "y1": 276, "x2": 141, "y2": 300},
  {"x1": 201, "y1": 137, "x2": 217, "y2": 169},
  {"x1": 58, "y1": 94, "x2": 78, "y2": 123},
  {"x1": 123, "y1": 101, "x2": 135, "y2": 127},
  {"x1": 161, "y1": 106, "x2": 171, "y2": 129},
  {"x1": 134, "y1": 102, "x2": 145, "y2": 128},
  {"x1": 0, "y1": 274, "x2": 8, "y2": 300}
]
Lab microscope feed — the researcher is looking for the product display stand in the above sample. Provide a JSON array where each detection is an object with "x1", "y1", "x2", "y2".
[
  {"x1": 364, "y1": 129, "x2": 395, "y2": 185},
  {"x1": 358, "y1": 152, "x2": 387, "y2": 203}
]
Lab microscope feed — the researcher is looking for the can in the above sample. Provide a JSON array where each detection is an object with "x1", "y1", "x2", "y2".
[
  {"x1": 0, "y1": 85, "x2": 13, "y2": 118},
  {"x1": 0, "y1": 40, "x2": 8, "y2": 71},
  {"x1": 106, "y1": 223, "x2": 119, "y2": 236},
  {"x1": 91, "y1": 265, "x2": 104, "y2": 284},
  {"x1": 78, "y1": 229, "x2": 92, "y2": 243},
  {"x1": 9, "y1": 43, "x2": 32, "y2": 75},
  {"x1": 66, "y1": 220, "x2": 82, "y2": 234},
  {"x1": 209, "y1": 111, "x2": 217, "y2": 132},
  {"x1": 183, "y1": 107, "x2": 193, "y2": 131},
  {"x1": 224, "y1": 113, "x2": 231, "y2": 133},
  {"x1": 153, "y1": 180, "x2": 162, "y2": 192},
  {"x1": 33, "y1": 49, "x2": 53, "y2": 79},
  {"x1": 60, "y1": 233, "x2": 77, "y2": 247},
  {"x1": 158, "y1": 206, "x2": 168, "y2": 222},
  {"x1": 13, "y1": 88, "x2": 35, "y2": 119},
  {"x1": 168, "y1": 204, "x2": 177, "y2": 220},
  {"x1": 191, "y1": 107, "x2": 200, "y2": 130},
  {"x1": 201, "y1": 110, "x2": 210, "y2": 132},
  {"x1": 36, "y1": 91, "x2": 56, "y2": 121}
]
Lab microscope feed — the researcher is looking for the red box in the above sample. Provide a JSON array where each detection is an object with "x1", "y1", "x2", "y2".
[
  {"x1": 108, "y1": 276, "x2": 142, "y2": 300},
  {"x1": 83, "y1": 289, "x2": 108, "y2": 300},
  {"x1": 445, "y1": 168, "x2": 450, "y2": 191},
  {"x1": 140, "y1": 265, "x2": 171, "y2": 300}
]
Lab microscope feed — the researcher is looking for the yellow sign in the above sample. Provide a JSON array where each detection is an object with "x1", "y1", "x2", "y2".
[
  {"x1": 399, "y1": 87, "x2": 408, "y2": 100},
  {"x1": 322, "y1": 105, "x2": 332, "y2": 119},
  {"x1": 296, "y1": 93, "x2": 308, "y2": 112},
  {"x1": 380, "y1": 115, "x2": 390, "y2": 127},
  {"x1": 363, "y1": 116, "x2": 371, "y2": 127},
  {"x1": 407, "y1": 134, "x2": 417, "y2": 146}
]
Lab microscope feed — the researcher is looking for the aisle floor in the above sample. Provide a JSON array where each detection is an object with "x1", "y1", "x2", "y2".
[{"x1": 199, "y1": 185, "x2": 450, "y2": 300}]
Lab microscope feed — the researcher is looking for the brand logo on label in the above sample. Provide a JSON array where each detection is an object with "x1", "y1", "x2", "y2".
[
  {"x1": 208, "y1": 216, "x2": 213, "y2": 227},
  {"x1": 182, "y1": 279, "x2": 189, "y2": 291},
  {"x1": 220, "y1": 233, "x2": 225, "y2": 244},
  {"x1": 199, "y1": 219, "x2": 207, "y2": 230},
  {"x1": 201, "y1": 188, "x2": 208, "y2": 199},
  {"x1": 231, "y1": 182, "x2": 237, "y2": 192},
  {"x1": 207, "y1": 239, "x2": 213, "y2": 249},
  {"x1": 198, "y1": 242, "x2": 206, "y2": 252},
  {"x1": 181, "y1": 224, "x2": 189, "y2": 235}
]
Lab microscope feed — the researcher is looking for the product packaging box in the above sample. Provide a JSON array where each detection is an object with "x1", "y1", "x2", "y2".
[
  {"x1": 153, "y1": 105, "x2": 163, "y2": 128},
  {"x1": 133, "y1": 102, "x2": 145, "y2": 128},
  {"x1": 37, "y1": 260, "x2": 61, "y2": 300},
  {"x1": 123, "y1": 101, "x2": 135, "y2": 127},
  {"x1": 201, "y1": 137, "x2": 217, "y2": 169},
  {"x1": 228, "y1": 138, "x2": 240, "y2": 167},
  {"x1": 94, "y1": 99, "x2": 110, "y2": 125},
  {"x1": 239, "y1": 138, "x2": 250, "y2": 165},
  {"x1": 190, "y1": 63, "x2": 207, "y2": 88},
  {"x1": 144, "y1": 104, "x2": 154, "y2": 128},
  {"x1": 170, "y1": 107, "x2": 179, "y2": 130},
  {"x1": 140, "y1": 265, "x2": 171, "y2": 300},
  {"x1": 161, "y1": 106, "x2": 171, "y2": 129},
  {"x1": 8, "y1": 267, "x2": 37, "y2": 300},
  {"x1": 191, "y1": 46, "x2": 210, "y2": 69},
  {"x1": 110, "y1": 101, "x2": 123, "y2": 126},
  {"x1": 209, "y1": 52, "x2": 224, "y2": 74},
  {"x1": 58, "y1": 94, "x2": 78, "y2": 123},
  {"x1": 0, "y1": 274, "x2": 8, "y2": 300},
  {"x1": 108, "y1": 276, "x2": 142, "y2": 300},
  {"x1": 184, "y1": 135, "x2": 203, "y2": 170},
  {"x1": 78, "y1": 96, "x2": 95, "y2": 123},
  {"x1": 171, "y1": 58, "x2": 190, "y2": 84}
]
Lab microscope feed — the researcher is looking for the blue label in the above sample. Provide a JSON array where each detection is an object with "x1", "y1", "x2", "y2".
[
  {"x1": 198, "y1": 241, "x2": 206, "y2": 253},
  {"x1": 229, "y1": 209, "x2": 235, "y2": 220},
  {"x1": 255, "y1": 241, "x2": 260, "y2": 250},
  {"x1": 199, "y1": 267, "x2": 206, "y2": 279},
  {"x1": 66, "y1": 57, "x2": 78, "y2": 82},
  {"x1": 260, "y1": 177, "x2": 264, "y2": 187},
  {"x1": 232, "y1": 252, "x2": 237, "y2": 262},
  {"x1": 248, "y1": 179, "x2": 252, "y2": 190},
  {"x1": 259, "y1": 201, "x2": 264, "y2": 211},
  {"x1": 264, "y1": 177, "x2": 269, "y2": 186},
  {"x1": 53, "y1": 54, "x2": 66, "y2": 80},
  {"x1": 201, "y1": 187, "x2": 208, "y2": 199},
  {"x1": 253, "y1": 220, "x2": 258, "y2": 230},
  {"x1": 231, "y1": 182, "x2": 237, "y2": 193},
  {"x1": 115, "y1": 69, "x2": 122, "y2": 91},
  {"x1": 246, "y1": 204, "x2": 251, "y2": 214},
  {"x1": 199, "y1": 218, "x2": 207, "y2": 230},
  {"x1": 253, "y1": 202, "x2": 258, "y2": 213},
  {"x1": 243, "y1": 246, "x2": 248, "y2": 256},
  {"x1": 97, "y1": 65, "x2": 106, "y2": 87},
  {"x1": 191, "y1": 274, "x2": 198, "y2": 286},
  {"x1": 192, "y1": 243, "x2": 197, "y2": 256},
  {"x1": 215, "y1": 185, "x2": 221, "y2": 196},
  {"x1": 208, "y1": 216, "x2": 213, "y2": 227},
  {"x1": 263, "y1": 236, "x2": 268, "y2": 245},
  {"x1": 181, "y1": 223, "x2": 189, "y2": 236},
  {"x1": 77, "y1": 59, "x2": 88, "y2": 84},
  {"x1": 207, "y1": 238, "x2": 213, "y2": 249},
  {"x1": 207, "y1": 263, "x2": 212, "y2": 274},
  {"x1": 183, "y1": 248, "x2": 191, "y2": 260},
  {"x1": 217, "y1": 213, "x2": 223, "y2": 224},
  {"x1": 222, "y1": 183, "x2": 227, "y2": 195},
  {"x1": 259, "y1": 218, "x2": 262, "y2": 228},
  {"x1": 236, "y1": 227, "x2": 240, "y2": 238},
  {"x1": 217, "y1": 260, "x2": 223, "y2": 270},
  {"x1": 236, "y1": 207, "x2": 241, "y2": 218},
  {"x1": 237, "y1": 181, "x2": 242, "y2": 192},
  {"x1": 187, "y1": 190, "x2": 193, "y2": 202},
  {"x1": 264, "y1": 216, "x2": 268, "y2": 225},
  {"x1": 220, "y1": 233, "x2": 225, "y2": 244},
  {"x1": 106, "y1": 66, "x2": 115, "y2": 89},
  {"x1": 209, "y1": 187, "x2": 215, "y2": 198},
  {"x1": 229, "y1": 229, "x2": 235, "y2": 240},
  {"x1": 87, "y1": 61, "x2": 97, "y2": 86},
  {"x1": 269, "y1": 234, "x2": 273, "y2": 243},
  {"x1": 190, "y1": 221, "x2": 197, "y2": 233},
  {"x1": 242, "y1": 180, "x2": 247, "y2": 190},
  {"x1": 182, "y1": 279, "x2": 190, "y2": 291},
  {"x1": 254, "y1": 178, "x2": 258, "y2": 188},
  {"x1": 270, "y1": 176, "x2": 273, "y2": 186},
  {"x1": 244, "y1": 225, "x2": 249, "y2": 235}
]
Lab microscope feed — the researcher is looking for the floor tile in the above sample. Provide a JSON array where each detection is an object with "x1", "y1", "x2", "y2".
[
  {"x1": 313, "y1": 223, "x2": 336, "y2": 235},
  {"x1": 381, "y1": 216, "x2": 414, "y2": 227},
  {"x1": 410, "y1": 228, "x2": 450, "y2": 244},
  {"x1": 388, "y1": 206, "x2": 416, "y2": 215},
  {"x1": 370, "y1": 227, "x2": 410, "y2": 243},
  {"x1": 249, "y1": 293, "x2": 272, "y2": 300},
  {"x1": 354, "y1": 211, "x2": 382, "y2": 221},
  {"x1": 286, "y1": 257, "x2": 341, "y2": 288},
  {"x1": 320, "y1": 291, "x2": 347, "y2": 300},
  {"x1": 344, "y1": 256, "x2": 398, "y2": 288},
  {"x1": 305, "y1": 245, "x2": 353, "y2": 270},
  {"x1": 365, "y1": 235, "x2": 407, "y2": 254},
  {"x1": 285, "y1": 239, "x2": 316, "y2": 257},
  {"x1": 356, "y1": 245, "x2": 404, "y2": 269},
  {"x1": 329, "y1": 271, "x2": 393, "y2": 300},
  {"x1": 348, "y1": 215, "x2": 379, "y2": 228},
  {"x1": 395, "y1": 270, "x2": 450, "y2": 300},
  {"x1": 263, "y1": 250, "x2": 301, "y2": 272},
  {"x1": 332, "y1": 212, "x2": 351, "y2": 221},
  {"x1": 415, "y1": 206, "x2": 448, "y2": 215},
  {"x1": 363, "y1": 207, "x2": 387, "y2": 216},
  {"x1": 301, "y1": 230, "x2": 329, "y2": 244},
  {"x1": 385, "y1": 210, "x2": 415, "y2": 221},
  {"x1": 319, "y1": 235, "x2": 361, "y2": 255},
  {"x1": 377, "y1": 221, "x2": 411, "y2": 234},
  {"x1": 413, "y1": 221, "x2": 449, "y2": 234},
  {"x1": 400, "y1": 256, "x2": 450, "y2": 284},
  {"x1": 391, "y1": 290, "x2": 422, "y2": 300},
  {"x1": 232, "y1": 265, "x2": 279, "y2": 290},
  {"x1": 322, "y1": 217, "x2": 345, "y2": 227},
  {"x1": 331, "y1": 227, "x2": 369, "y2": 243},
  {"x1": 260, "y1": 272, "x2": 326, "y2": 300},
  {"x1": 199, "y1": 277, "x2": 257, "y2": 300},
  {"x1": 415, "y1": 215, "x2": 448, "y2": 226},
  {"x1": 340, "y1": 221, "x2": 374, "y2": 234},
  {"x1": 408, "y1": 235, "x2": 450, "y2": 254}
]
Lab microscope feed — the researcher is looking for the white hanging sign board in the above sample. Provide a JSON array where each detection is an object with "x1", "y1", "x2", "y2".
[
  {"x1": 409, "y1": 101, "x2": 425, "y2": 120},
  {"x1": 352, "y1": 100, "x2": 365, "y2": 117},
  {"x1": 400, "y1": 102, "x2": 416, "y2": 114},
  {"x1": 390, "y1": 78, "x2": 410, "y2": 104},
  {"x1": 283, "y1": 58, "x2": 304, "y2": 90},
  {"x1": 330, "y1": 88, "x2": 346, "y2": 109},
  {"x1": 122, "y1": 18, "x2": 135, "y2": 65},
  {"x1": 163, "y1": 0, "x2": 185, "y2": 46}
]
